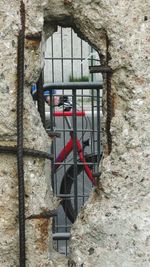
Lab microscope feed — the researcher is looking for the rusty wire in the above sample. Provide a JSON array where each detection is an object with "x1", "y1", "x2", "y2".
[
  {"x1": 106, "y1": 35, "x2": 113, "y2": 155},
  {"x1": 106, "y1": 73, "x2": 112, "y2": 154},
  {"x1": 89, "y1": 64, "x2": 113, "y2": 154},
  {"x1": 17, "y1": 1, "x2": 26, "y2": 266},
  {"x1": 0, "y1": 146, "x2": 54, "y2": 160}
]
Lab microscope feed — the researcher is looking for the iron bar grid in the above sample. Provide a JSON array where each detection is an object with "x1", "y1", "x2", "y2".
[
  {"x1": 44, "y1": 82, "x2": 103, "y2": 90},
  {"x1": 44, "y1": 86, "x2": 102, "y2": 256},
  {"x1": 43, "y1": 26, "x2": 103, "y2": 256},
  {"x1": 45, "y1": 57, "x2": 100, "y2": 62}
]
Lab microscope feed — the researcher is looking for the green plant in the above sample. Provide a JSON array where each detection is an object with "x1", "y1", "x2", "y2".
[{"x1": 69, "y1": 75, "x2": 89, "y2": 82}]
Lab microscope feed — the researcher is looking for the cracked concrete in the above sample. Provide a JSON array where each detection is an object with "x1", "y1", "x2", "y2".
[{"x1": 0, "y1": 0, "x2": 150, "y2": 266}]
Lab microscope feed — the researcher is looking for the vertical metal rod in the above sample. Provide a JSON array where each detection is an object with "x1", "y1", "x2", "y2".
[
  {"x1": 62, "y1": 31, "x2": 65, "y2": 217},
  {"x1": 66, "y1": 240, "x2": 68, "y2": 256},
  {"x1": 72, "y1": 89, "x2": 78, "y2": 217},
  {"x1": 60, "y1": 27, "x2": 67, "y2": 224},
  {"x1": 37, "y1": 72, "x2": 45, "y2": 127},
  {"x1": 50, "y1": 33, "x2": 55, "y2": 190},
  {"x1": 106, "y1": 73, "x2": 112, "y2": 154},
  {"x1": 81, "y1": 38, "x2": 84, "y2": 205},
  {"x1": 71, "y1": 28, "x2": 74, "y2": 79},
  {"x1": 81, "y1": 39, "x2": 83, "y2": 78},
  {"x1": 90, "y1": 46, "x2": 95, "y2": 165},
  {"x1": 17, "y1": 1, "x2": 25, "y2": 266},
  {"x1": 49, "y1": 87, "x2": 56, "y2": 247},
  {"x1": 51, "y1": 35, "x2": 55, "y2": 82},
  {"x1": 61, "y1": 27, "x2": 64, "y2": 82},
  {"x1": 106, "y1": 35, "x2": 112, "y2": 154},
  {"x1": 62, "y1": 90, "x2": 68, "y2": 227},
  {"x1": 90, "y1": 46, "x2": 94, "y2": 82},
  {"x1": 81, "y1": 92, "x2": 84, "y2": 206},
  {"x1": 96, "y1": 89, "x2": 101, "y2": 165},
  {"x1": 50, "y1": 90, "x2": 54, "y2": 190},
  {"x1": 91, "y1": 89, "x2": 95, "y2": 154}
]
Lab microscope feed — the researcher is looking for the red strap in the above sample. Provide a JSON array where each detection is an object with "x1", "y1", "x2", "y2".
[{"x1": 53, "y1": 111, "x2": 85, "y2": 117}]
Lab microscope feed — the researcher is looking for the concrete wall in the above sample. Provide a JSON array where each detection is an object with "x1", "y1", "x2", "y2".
[{"x1": 0, "y1": 0, "x2": 150, "y2": 266}]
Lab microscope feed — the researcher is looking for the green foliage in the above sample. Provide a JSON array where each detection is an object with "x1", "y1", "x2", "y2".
[{"x1": 69, "y1": 75, "x2": 89, "y2": 82}]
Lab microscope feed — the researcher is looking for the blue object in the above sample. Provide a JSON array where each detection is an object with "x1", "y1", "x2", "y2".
[
  {"x1": 31, "y1": 84, "x2": 56, "y2": 101},
  {"x1": 44, "y1": 89, "x2": 56, "y2": 96},
  {"x1": 31, "y1": 84, "x2": 38, "y2": 100}
]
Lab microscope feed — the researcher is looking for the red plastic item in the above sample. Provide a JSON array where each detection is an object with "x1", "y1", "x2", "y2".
[{"x1": 53, "y1": 111, "x2": 85, "y2": 117}]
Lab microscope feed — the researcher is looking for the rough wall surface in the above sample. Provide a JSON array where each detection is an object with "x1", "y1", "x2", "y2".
[
  {"x1": 66, "y1": 1, "x2": 150, "y2": 266},
  {"x1": 0, "y1": 1, "x2": 67, "y2": 266},
  {"x1": 0, "y1": 0, "x2": 150, "y2": 266}
]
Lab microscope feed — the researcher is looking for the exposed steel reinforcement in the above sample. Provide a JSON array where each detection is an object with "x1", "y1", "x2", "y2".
[
  {"x1": 106, "y1": 73, "x2": 112, "y2": 154},
  {"x1": 89, "y1": 65, "x2": 113, "y2": 154},
  {"x1": 17, "y1": 1, "x2": 26, "y2": 266},
  {"x1": 90, "y1": 34, "x2": 113, "y2": 155},
  {"x1": 0, "y1": 146, "x2": 53, "y2": 160}
]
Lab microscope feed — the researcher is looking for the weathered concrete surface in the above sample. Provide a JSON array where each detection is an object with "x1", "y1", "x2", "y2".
[
  {"x1": 65, "y1": 1, "x2": 150, "y2": 266},
  {"x1": 0, "y1": 0, "x2": 150, "y2": 266},
  {"x1": 0, "y1": 1, "x2": 67, "y2": 266}
]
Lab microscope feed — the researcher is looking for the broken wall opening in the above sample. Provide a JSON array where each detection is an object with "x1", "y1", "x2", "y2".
[
  {"x1": 41, "y1": 26, "x2": 104, "y2": 255},
  {"x1": 1, "y1": 1, "x2": 149, "y2": 266},
  {"x1": 19, "y1": 3, "x2": 112, "y2": 263}
]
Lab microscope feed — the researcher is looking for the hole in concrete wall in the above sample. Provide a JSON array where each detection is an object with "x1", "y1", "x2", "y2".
[
  {"x1": 44, "y1": 27, "x2": 102, "y2": 83},
  {"x1": 43, "y1": 26, "x2": 103, "y2": 255}
]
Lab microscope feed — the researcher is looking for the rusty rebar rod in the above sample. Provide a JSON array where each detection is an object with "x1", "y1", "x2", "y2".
[
  {"x1": 88, "y1": 41, "x2": 113, "y2": 154},
  {"x1": 0, "y1": 146, "x2": 54, "y2": 160},
  {"x1": 106, "y1": 35, "x2": 113, "y2": 155},
  {"x1": 106, "y1": 73, "x2": 112, "y2": 154},
  {"x1": 89, "y1": 65, "x2": 112, "y2": 73},
  {"x1": 26, "y1": 209, "x2": 57, "y2": 220},
  {"x1": 17, "y1": 1, "x2": 26, "y2": 266}
]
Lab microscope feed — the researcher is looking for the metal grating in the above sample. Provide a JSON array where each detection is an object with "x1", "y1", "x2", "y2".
[
  {"x1": 44, "y1": 84, "x2": 102, "y2": 255},
  {"x1": 43, "y1": 26, "x2": 103, "y2": 255}
]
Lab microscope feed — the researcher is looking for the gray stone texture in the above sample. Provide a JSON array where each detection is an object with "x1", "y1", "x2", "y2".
[{"x1": 0, "y1": 0, "x2": 150, "y2": 266}]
